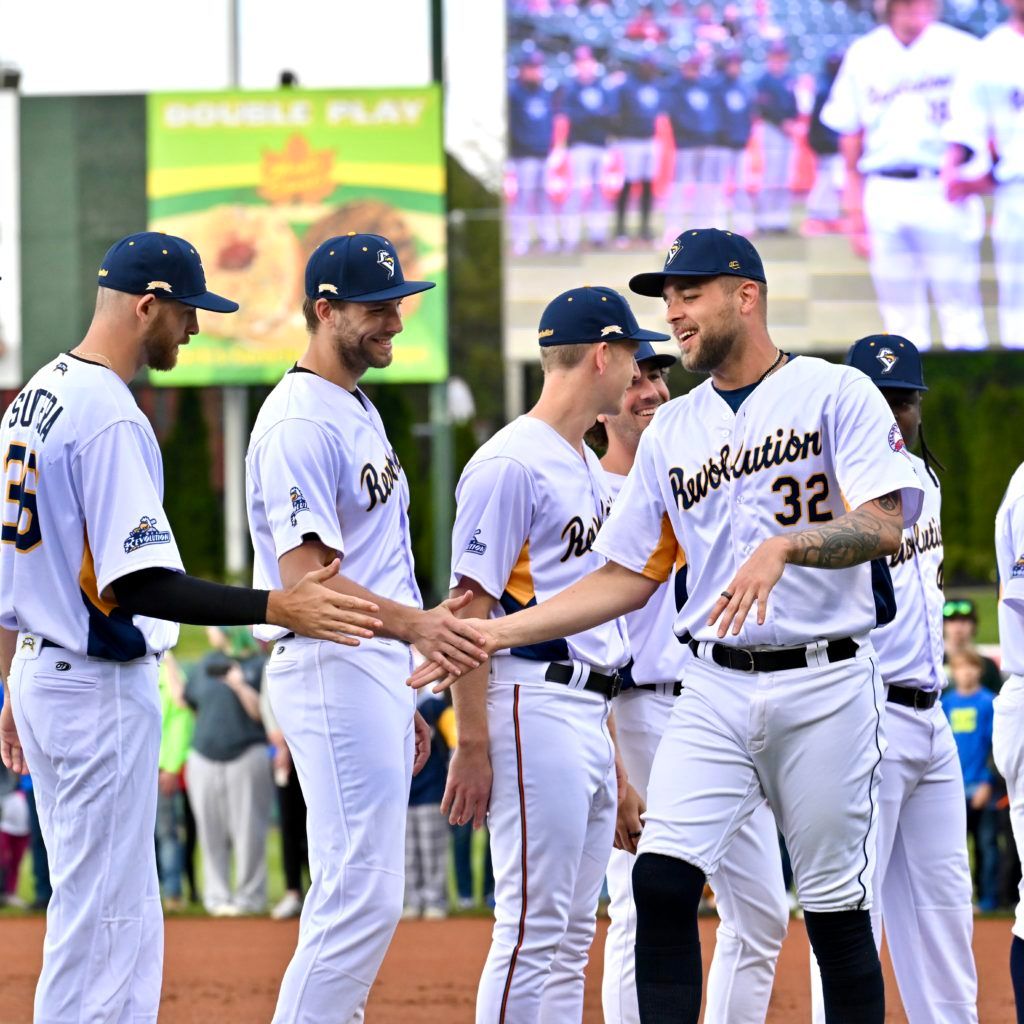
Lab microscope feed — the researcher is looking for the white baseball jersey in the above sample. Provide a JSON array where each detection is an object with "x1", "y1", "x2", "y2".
[
  {"x1": 0, "y1": 354, "x2": 183, "y2": 658},
  {"x1": 996, "y1": 462, "x2": 1024, "y2": 676},
  {"x1": 871, "y1": 453, "x2": 945, "y2": 691},
  {"x1": 246, "y1": 367, "x2": 421, "y2": 642},
  {"x1": 822, "y1": 22, "x2": 980, "y2": 172},
  {"x1": 605, "y1": 470, "x2": 686, "y2": 687},
  {"x1": 594, "y1": 357, "x2": 924, "y2": 648},
  {"x1": 946, "y1": 24, "x2": 1024, "y2": 183},
  {"x1": 450, "y1": 415, "x2": 629, "y2": 674}
]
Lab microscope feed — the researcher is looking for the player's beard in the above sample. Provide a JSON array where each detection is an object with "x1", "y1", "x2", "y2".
[
  {"x1": 332, "y1": 321, "x2": 394, "y2": 378},
  {"x1": 141, "y1": 319, "x2": 182, "y2": 371},
  {"x1": 680, "y1": 311, "x2": 739, "y2": 374}
]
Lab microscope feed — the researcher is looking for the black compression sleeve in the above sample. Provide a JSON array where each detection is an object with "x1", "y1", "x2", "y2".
[{"x1": 111, "y1": 567, "x2": 271, "y2": 626}]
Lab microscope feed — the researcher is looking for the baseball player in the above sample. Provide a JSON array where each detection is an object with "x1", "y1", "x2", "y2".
[
  {"x1": 714, "y1": 49, "x2": 756, "y2": 236},
  {"x1": 0, "y1": 231, "x2": 379, "y2": 1024},
  {"x1": 944, "y1": 0, "x2": 1024, "y2": 348},
  {"x1": 438, "y1": 285, "x2": 660, "y2": 1023},
  {"x1": 508, "y1": 52, "x2": 559, "y2": 256},
  {"x1": 808, "y1": 334, "x2": 978, "y2": 1023},
  {"x1": 558, "y1": 48, "x2": 618, "y2": 251},
  {"x1": 244, "y1": 233, "x2": 487, "y2": 1023},
  {"x1": 992, "y1": 460, "x2": 1024, "y2": 1021},
  {"x1": 821, "y1": 0, "x2": 988, "y2": 350},
  {"x1": 595, "y1": 344, "x2": 789, "y2": 1024},
  {"x1": 753, "y1": 41, "x2": 799, "y2": 234},
  {"x1": 413, "y1": 229, "x2": 924, "y2": 1024}
]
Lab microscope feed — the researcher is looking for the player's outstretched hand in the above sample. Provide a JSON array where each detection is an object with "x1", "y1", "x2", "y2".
[
  {"x1": 409, "y1": 595, "x2": 489, "y2": 676},
  {"x1": 407, "y1": 616, "x2": 496, "y2": 691},
  {"x1": 442, "y1": 743, "x2": 492, "y2": 829},
  {"x1": 412, "y1": 710, "x2": 431, "y2": 777},
  {"x1": 0, "y1": 699, "x2": 27, "y2": 775},
  {"x1": 707, "y1": 535, "x2": 788, "y2": 639},
  {"x1": 269, "y1": 559, "x2": 383, "y2": 644},
  {"x1": 614, "y1": 784, "x2": 645, "y2": 854}
]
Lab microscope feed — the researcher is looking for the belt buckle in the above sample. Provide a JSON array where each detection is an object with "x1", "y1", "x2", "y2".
[
  {"x1": 728, "y1": 646, "x2": 756, "y2": 673},
  {"x1": 914, "y1": 689, "x2": 930, "y2": 710},
  {"x1": 609, "y1": 673, "x2": 622, "y2": 699}
]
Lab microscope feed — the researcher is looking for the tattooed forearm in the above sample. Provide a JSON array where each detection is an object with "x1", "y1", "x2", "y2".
[{"x1": 786, "y1": 491, "x2": 903, "y2": 569}]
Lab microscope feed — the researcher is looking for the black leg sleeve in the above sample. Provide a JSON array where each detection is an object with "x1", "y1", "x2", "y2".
[{"x1": 804, "y1": 909, "x2": 884, "y2": 1024}]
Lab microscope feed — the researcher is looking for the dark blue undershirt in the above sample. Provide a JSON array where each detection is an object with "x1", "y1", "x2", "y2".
[{"x1": 713, "y1": 353, "x2": 795, "y2": 413}]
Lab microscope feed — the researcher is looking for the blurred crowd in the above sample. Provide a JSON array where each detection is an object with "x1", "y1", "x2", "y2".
[{"x1": 0, "y1": 598, "x2": 1014, "y2": 918}]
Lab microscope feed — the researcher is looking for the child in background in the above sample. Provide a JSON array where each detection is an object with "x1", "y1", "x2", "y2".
[
  {"x1": 944, "y1": 648, "x2": 1000, "y2": 910},
  {"x1": 404, "y1": 691, "x2": 454, "y2": 920}
]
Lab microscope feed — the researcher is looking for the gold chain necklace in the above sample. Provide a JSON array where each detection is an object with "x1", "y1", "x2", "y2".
[{"x1": 74, "y1": 351, "x2": 114, "y2": 370}]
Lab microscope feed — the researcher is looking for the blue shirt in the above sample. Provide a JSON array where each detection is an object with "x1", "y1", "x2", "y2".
[
  {"x1": 668, "y1": 75, "x2": 721, "y2": 147},
  {"x1": 716, "y1": 73, "x2": 754, "y2": 148},
  {"x1": 409, "y1": 695, "x2": 450, "y2": 806},
  {"x1": 559, "y1": 80, "x2": 617, "y2": 147},
  {"x1": 755, "y1": 71, "x2": 798, "y2": 126},
  {"x1": 509, "y1": 80, "x2": 556, "y2": 158},
  {"x1": 942, "y1": 687, "x2": 996, "y2": 790},
  {"x1": 617, "y1": 73, "x2": 665, "y2": 138}
]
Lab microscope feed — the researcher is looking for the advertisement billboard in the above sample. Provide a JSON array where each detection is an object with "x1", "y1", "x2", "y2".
[{"x1": 147, "y1": 85, "x2": 447, "y2": 385}]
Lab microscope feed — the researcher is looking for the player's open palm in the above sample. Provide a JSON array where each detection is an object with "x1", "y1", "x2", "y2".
[
  {"x1": 271, "y1": 559, "x2": 383, "y2": 644},
  {"x1": 708, "y1": 535, "x2": 789, "y2": 638},
  {"x1": 442, "y1": 743, "x2": 492, "y2": 829},
  {"x1": 407, "y1": 616, "x2": 497, "y2": 691},
  {"x1": 410, "y1": 593, "x2": 489, "y2": 675},
  {"x1": 0, "y1": 699, "x2": 27, "y2": 775}
]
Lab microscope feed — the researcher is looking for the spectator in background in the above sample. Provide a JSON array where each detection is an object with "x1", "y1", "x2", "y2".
[
  {"x1": 404, "y1": 691, "x2": 455, "y2": 920},
  {"x1": 802, "y1": 52, "x2": 845, "y2": 236},
  {"x1": 186, "y1": 650, "x2": 273, "y2": 916},
  {"x1": 944, "y1": 649, "x2": 1001, "y2": 910},
  {"x1": 207, "y1": 624, "x2": 261, "y2": 664},
  {"x1": 559, "y1": 46, "x2": 618, "y2": 251},
  {"x1": 155, "y1": 652, "x2": 194, "y2": 911},
  {"x1": 625, "y1": 2, "x2": 667, "y2": 43},
  {"x1": 614, "y1": 57, "x2": 665, "y2": 246},
  {"x1": 508, "y1": 52, "x2": 560, "y2": 257},
  {"x1": 944, "y1": 597, "x2": 1004, "y2": 693},
  {"x1": 754, "y1": 40, "x2": 799, "y2": 234},
  {"x1": 260, "y1": 672, "x2": 308, "y2": 921},
  {"x1": 665, "y1": 53, "x2": 722, "y2": 241},
  {"x1": 0, "y1": 761, "x2": 29, "y2": 907},
  {"x1": 715, "y1": 48, "x2": 756, "y2": 235}
]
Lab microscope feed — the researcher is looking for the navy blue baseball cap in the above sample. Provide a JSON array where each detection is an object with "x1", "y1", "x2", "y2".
[
  {"x1": 305, "y1": 233, "x2": 435, "y2": 303},
  {"x1": 538, "y1": 286, "x2": 671, "y2": 346},
  {"x1": 635, "y1": 340, "x2": 676, "y2": 369},
  {"x1": 98, "y1": 232, "x2": 239, "y2": 312},
  {"x1": 845, "y1": 334, "x2": 928, "y2": 391},
  {"x1": 629, "y1": 228, "x2": 766, "y2": 297}
]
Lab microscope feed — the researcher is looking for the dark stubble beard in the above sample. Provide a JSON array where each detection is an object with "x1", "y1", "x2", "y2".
[
  {"x1": 333, "y1": 323, "x2": 393, "y2": 378},
  {"x1": 680, "y1": 318, "x2": 738, "y2": 374}
]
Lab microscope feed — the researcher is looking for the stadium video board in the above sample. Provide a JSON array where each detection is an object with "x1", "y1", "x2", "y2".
[{"x1": 503, "y1": 0, "x2": 1017, "y2": 357}]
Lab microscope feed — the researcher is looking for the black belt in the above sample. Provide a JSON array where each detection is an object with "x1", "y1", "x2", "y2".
[
  {"x1": 636, "y1": 681, "x2": 683, "y2": 696},
  {"x1": 873, "y1": 167, "x2": 939, "y2": 180},
  {"x1": 688, "y1": 636, "x2": 859, "y2": 674},
  {"x1": 281, "y1": 632, "x2": 295, "y2": 640},
  {"x1": 887, "y1": 684, "x2": 938, "y2": 710},
  {"x1": 544, "y1": 663, "x2": 622, "y2": 699},
  {"x1": 40, "y1": 639, "x2": 62, "y2": 650}
]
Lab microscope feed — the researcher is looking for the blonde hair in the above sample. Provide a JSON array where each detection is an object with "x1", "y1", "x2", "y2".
[{"x1": 539, "y1": 343, "x2": 592, "y2": 372}]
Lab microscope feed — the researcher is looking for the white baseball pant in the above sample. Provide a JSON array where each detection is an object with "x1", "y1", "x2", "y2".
[
  {"x1": 477, "y1": 659, "x2": 617, "y2": 1024},
  {"x1": 603, "y1": 685, "x2": 788, "y2": 1024},
  {"x1": 10, "y1": 636, "x2": 163, "y2": 1024},
  {"x1": 992, "y1": 184, "x2": 1024, "y2": 349},
  {"x1": 811, "y1": 698, "x2": 978, "y2": 1023},
  {"x1": 266, "y1": 636, "x2": 415, "y2": 1024},
  {"x1": 863, "y1": 175, "x2": 988, "y2": 350},
  {"x1": 993, "y1": 675, "x2": 1024, "y2": 940}
]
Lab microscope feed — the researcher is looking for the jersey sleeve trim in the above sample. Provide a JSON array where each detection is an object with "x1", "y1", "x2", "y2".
[{"x1": 640, "y1": 514, "x2": 679, "y2": 583}]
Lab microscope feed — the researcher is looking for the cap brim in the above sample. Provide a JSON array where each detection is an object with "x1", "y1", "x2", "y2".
[
  {"x1": 878, "y1": 380, "x2": 929, "y2": 393},
  {"x1": 178, "y1": 291, "x2": 240, "y2": 313},
  {"x1": 629, "y1": 327, "x2": 672, "y2": 342},
  {"x1": 639, "y1": 351, "x2": 677, "y2": 369},
  {"x1": 344, "y1": 280, "x2": 436, "y2": 303}
]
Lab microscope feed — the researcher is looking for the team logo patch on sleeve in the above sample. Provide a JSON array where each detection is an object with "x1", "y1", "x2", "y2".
[
  {"x1": 54, "y1": 362, "x2": 68, "y2": 376},
  {"x1": 1013, "y1": 554, "x2": 1024, "y2": 579},
  {"x1": 289, "y1": 486, "x2": 310, "y2": 526},
  {"x1": 888, "y1": 423, "x2": 906, "y2": 453},
  {"x1": 123, "y1": 516, "x2": 172, "y2": 554},
  {"x1": 465, "y1": 529, "x2": 487, "y2": 555}
]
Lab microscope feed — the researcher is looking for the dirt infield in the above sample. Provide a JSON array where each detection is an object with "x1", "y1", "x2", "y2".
[{"x1": 0, "y1": 914, "x2": 1015, "y2": 1022}]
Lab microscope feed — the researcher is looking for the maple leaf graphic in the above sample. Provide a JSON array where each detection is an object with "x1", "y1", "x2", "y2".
[{"x1": 258, "y1": 134, "x2": 335, "y2": 204}]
